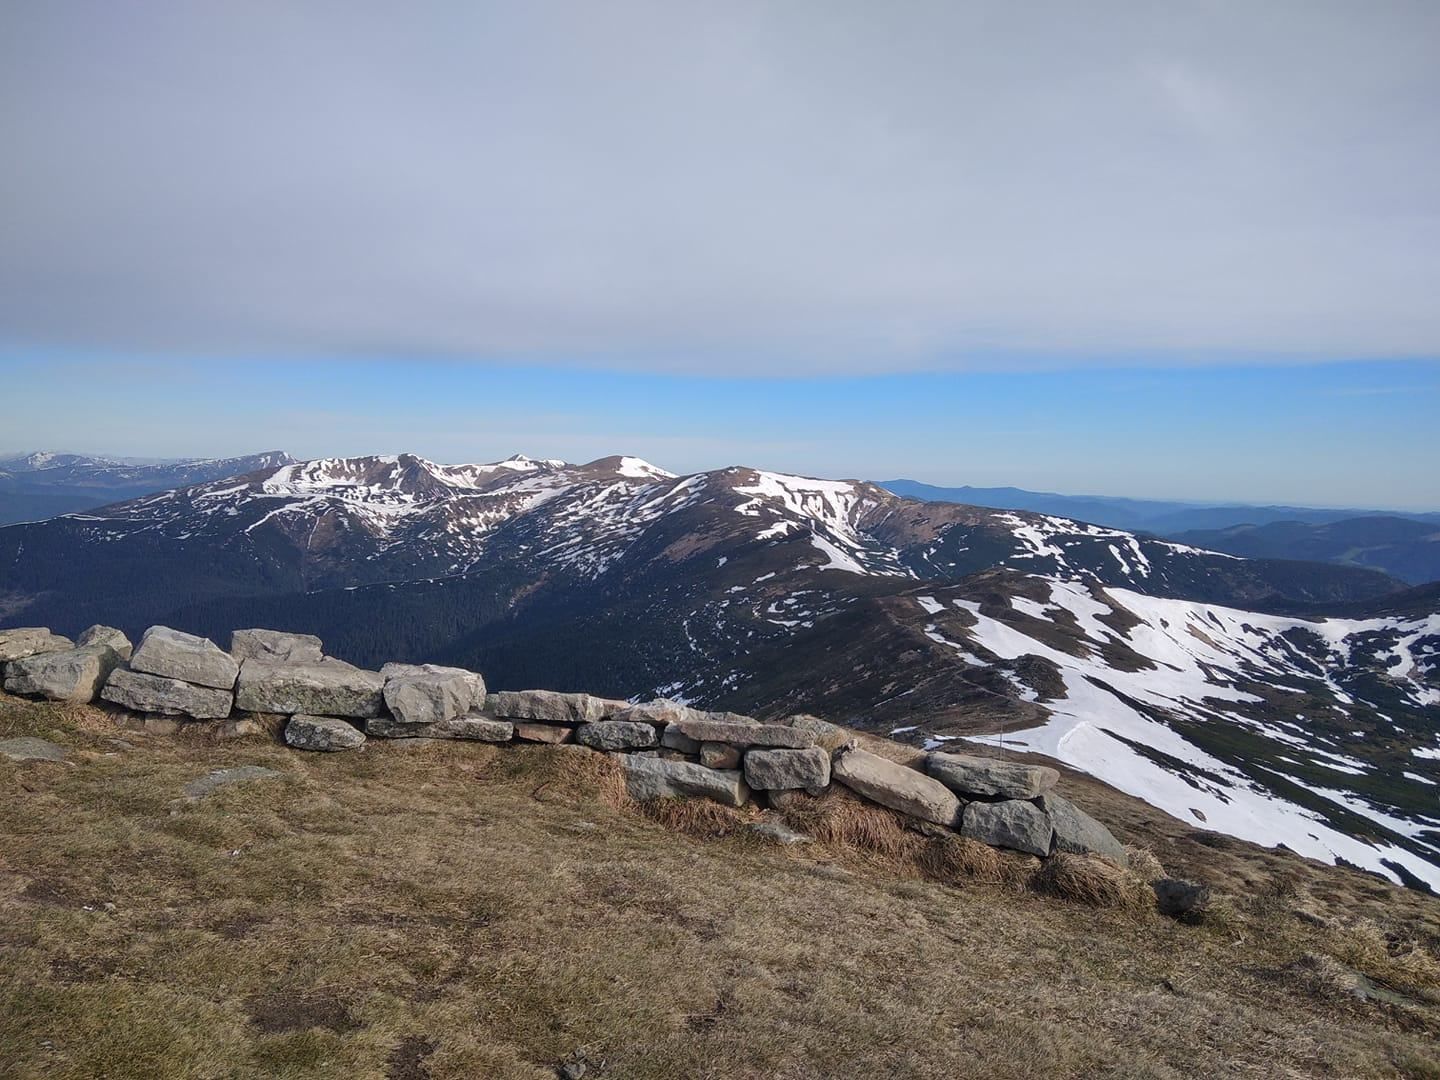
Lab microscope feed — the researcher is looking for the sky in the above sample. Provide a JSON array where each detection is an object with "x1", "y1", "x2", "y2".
[{"x1": 2, "y1": 2, "x2": 1437, "y2": 508}]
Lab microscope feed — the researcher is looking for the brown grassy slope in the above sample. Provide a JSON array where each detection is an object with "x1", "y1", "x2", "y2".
[{"x1": 0, "y1": 692, "x2": 1438, "y2": 1080}]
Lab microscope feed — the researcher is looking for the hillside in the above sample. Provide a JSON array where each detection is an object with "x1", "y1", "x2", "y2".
[
  {"x1": 3, "y1": 691, "x2": 1439, "y2": 1079},
  {"x1": 1172, "y1": 517, "x2": 1440, "y2": 586}
]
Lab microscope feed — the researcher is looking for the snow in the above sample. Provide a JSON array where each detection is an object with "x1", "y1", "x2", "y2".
[
  {"x1": 948, "y1": 578, "x2": 1440, "y2": 889},
  {"x1": 810, "y1": 534, "x2": 868, "y2": 574},
  {"x1": 616, "y1": 456, "x2": 675, "y2": 479},
  {"x1": 916, "y1": 596, "x2": 944, "y2": 615}
]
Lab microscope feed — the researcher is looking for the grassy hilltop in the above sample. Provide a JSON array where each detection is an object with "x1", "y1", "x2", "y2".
[{"x1": 2, "y1": 692, "x2": 1439, "y2": 1079}]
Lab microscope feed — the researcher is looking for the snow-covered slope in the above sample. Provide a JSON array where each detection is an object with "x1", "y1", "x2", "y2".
[{"x1": 911, "y1": 577, "x2": 1440, "y2": 888}]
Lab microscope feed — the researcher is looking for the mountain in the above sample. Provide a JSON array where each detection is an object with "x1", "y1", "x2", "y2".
[
  {"x1": 878, "y1": 478, "x2": 1440, "y2": 535},
  {"x1": 1171, "y1": 517, "x2": 1440, "y2": 586},
  {"x1": 0, "y1": 451, "x2": 1434, "y2": 887},
  {"x1": 0, "y1": 450, "x2": 295, "y2": 525}
]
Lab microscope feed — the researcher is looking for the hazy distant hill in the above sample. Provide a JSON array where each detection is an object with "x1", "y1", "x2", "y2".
[
  {"x1": 1172, "y1": 517, "x2": 1440, "y2": 586},
  {"x1": 878, "y1": 478, "x2": 1440, "y2": 535}
]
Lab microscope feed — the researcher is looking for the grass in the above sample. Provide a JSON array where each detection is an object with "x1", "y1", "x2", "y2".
[{"x1": 2, "y1": 691, "x2": 1440, "y2": 1078}]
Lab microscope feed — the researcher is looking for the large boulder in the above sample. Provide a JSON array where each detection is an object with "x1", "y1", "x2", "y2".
[
  {"x1": 367, "y1": 715, "x2": 513, "y2": 741},
  {"x1": 130, "y1": 626, "x2": 238, "y2": 690},
  {"x1": 76, "y1": 625, "x2": 133, "y2": 660},
  {"x1": 486, "y1": 689, "x2": 626, "y2": 723},
  {"x1": 621, "y1": 755, "x2": 750, "y2": 807},
  {"x1": 381, "y1": 666, "x2": 485, "y2": 727},
  {"x1": 231, "y1": 628, "x2": 324, "y2": 664},
  {"x1": 0, "y1": 628, "x2": 74, "y2": 664},
  {"x1": 961, "y1": 799, "x2": 1053, "y2": 857},
  {"x1": 661, "y1": 725, "x2": 702, "y2": 755},
  {"x1": 4, "y1": 644, "x2": 122, "y2": 703},
  {"x1": 927, "y1": 752, "x2": 1059, "y2": 800},
  {"x1": 234, "y1": 658, "x2": 384, "y2": 718},
  {"x1": 1037, "y1": 793, "x2": 1127, "y2": 865},
  {"x1": 743, "y1": 747, "x2": 831, "y2": 791},
  {"x1": 832, "y1": 746, "x2": 961, "y2": 828},
  {"x1": 778, "y1": 714, "x2": 848, "y2": 751},
  {"x1": 610, "y1": 699, "x2": 701, "y2": 727},
  {"x1": 285, "y1": 714, "x2": 366, "y2": 751},
  {"x1": 670, "y1": 717, "x2": 817, "y2": 749},
  {"x1": 576, "y1": 720, "x2": 659, "y2": 751},
  {"x1": 101, "y1": 667, "x2": 234, "y2": 720}
]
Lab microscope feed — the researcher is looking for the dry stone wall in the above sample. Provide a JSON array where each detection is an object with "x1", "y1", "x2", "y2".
[{"x1": 0, "y1": 624, "x2": 1129, "y2": 866}]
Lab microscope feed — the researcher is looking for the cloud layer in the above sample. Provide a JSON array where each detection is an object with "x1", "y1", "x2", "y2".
[{"x1": 3, "y1": 1, "x2": 1438, "y2": 373}]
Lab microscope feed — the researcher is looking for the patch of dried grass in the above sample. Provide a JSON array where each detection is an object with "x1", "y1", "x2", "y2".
[
  {"x1": 1031, "y1": 852, "x2": 1154, "y2": 913},
  {"x1": 488, "y1": 743, "x2": 629, "y2": 807},
  {"x1": 638, "y1": 797, "x2": 756, "y2": 839},
  {"x1": 775, "y1": 786, "x2": 922, "y2": 865},
  {"x1": 917, "y1": 833, "x2": 1002, "y2": 886},
  {"x1": 1124, "y1": 845, "x2": 1166, "y2": 883}
]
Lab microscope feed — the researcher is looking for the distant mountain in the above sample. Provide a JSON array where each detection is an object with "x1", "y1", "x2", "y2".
[
  {"x1": 0, "y1": 450, "x2": 295, "y2": 525},
  {"x1": 878, "y1": 479, "x2": 1440, "y2": 535},
  {"x1": 2, "y1": 451, "x2": 1434, "y2": 887},
  {"x1": 1172, "y1": 517, "x2": 1440, "y2": 586}
]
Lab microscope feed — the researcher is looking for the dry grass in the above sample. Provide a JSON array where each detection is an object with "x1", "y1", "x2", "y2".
[
  {"x1": 1031, "y1": 852, "x2": 1155, "y2": 913},
  {"x1": 637, "y1": 796, "x2": 758, "y2": 839},
  {"x1": 2, "y1": 691, "x2": 1440, "y2": 1079},
  {"x1": 1123, "y1": 845, "x2": 1166, "y2": 883},
  {"x1": 917, "y1": 833, "x2": 1003, "y2": 886}
]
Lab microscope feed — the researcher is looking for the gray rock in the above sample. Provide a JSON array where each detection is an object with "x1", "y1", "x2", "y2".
[
  {"x1": 102, "y1": 666, "x2": 234, "y2": 720},
  {"x1": 217, "y1": 718, "x2": 264, "y2": 739},
  {"x1": 0, "y1": 736, "x2": 67, "y2": 762},
  {"x1": 115, "y1": 714, "x2": 182, "y2": 735},
  {"x1": 76, "y1": 625, "x2": 133, "y2": 660},
  {"x1": 609, "y1": 698, "x2": 700, "y2": 726},
  {"x1": 671, "y1": 717, "x2": 817, "y2": 749},
  {"x1": 1153, "y1": 878, "x2": 1211, "y2": 919},
  {"x1": 380, "y1": 662, "x2": 486, "y2": 712},
  {"x1": 576, "y1": 720, "x2": 659, "y2": 751},
  {"x1": 182, "y1": 764, "x2": 282, "y2": 798},
  {"x1": 832, "y1": 746, "x2": 962, "y2": 827},
  {"x1": 234, "y1": 658, "x2": 384, "y2": 718},
  {"x1": 4, "y1": 644, "x2": 121, "y2": 702},
  {"x1": 700, "y1": 742, "x2": 741, "y2": 769},
  {"x1": 513, "y1": 721, "x2": 576, "y2": 744},
  {"x1": 367, "y1": 715, "x2": 513, "y2": 741},
  {"x1": 927, "y1": 752, "x2": 1059, "y2": 800},
  {"x1": 778, "y1": 713, "x2": 848, "y2": 750},
  {"x1": 962, "y1": 799, "x2": 1053, "y2": 857},
  {"x1": 382, "y1": 670, "x2": 474, "y2": 727},
  {"x1": 130, "y1": 626, "x2": 238, "y2": 690},
  {"x1": 660, "y1": 725, "x2": 702, "y2": 755},
  {"x1": 749, "y1": 817, "x2": 813, "y2": 845},
  {"x1": 744, "y1": 746, "x2": 831, "y2": 791},
  {"x1": 486, "y1": 689, "x2": 626, "y2": 723},
  {"x1": 1037, "y1": 793, "x2": 1128, "y2": 865},
  {"x1": 621, "y1": 755, "x2": 750, "y2": 807},
  {"x1": 285, "y1": 714, "x2": 366, "y2": 751},
  {"x1": 231, "y1": 628, "x2": 324, "y2": 664},
  {"x1": 0, "y1": 628, "x2": 74, "y2": 663}
]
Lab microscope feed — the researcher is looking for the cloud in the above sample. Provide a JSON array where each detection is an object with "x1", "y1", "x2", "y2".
[{"x1": 2, "y1": 0, "x2": 1438, "y2": 374}]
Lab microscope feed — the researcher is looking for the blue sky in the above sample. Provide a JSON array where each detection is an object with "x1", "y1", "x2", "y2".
[{"x1": 3, "y1": 353, "x2": 1436, "y2": 510}]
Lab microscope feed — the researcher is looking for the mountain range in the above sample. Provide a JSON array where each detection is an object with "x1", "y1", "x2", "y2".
[
  {"x1": 0, "y1": 451, "x2": 1435, "y2": 889},
  {"x1": 0, "y1": 450, "x2": 295, "y2": 526},
  {"x1": 881, "y1": 479, "x2": 1440, "y2": 585}
]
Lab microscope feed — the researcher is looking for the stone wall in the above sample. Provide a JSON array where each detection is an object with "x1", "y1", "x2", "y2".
[{"x1": 0, "y1": 624, "x2": 1128, "y2": 866}]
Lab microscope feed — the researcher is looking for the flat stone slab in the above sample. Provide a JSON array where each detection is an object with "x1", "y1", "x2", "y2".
[
  {"x1": 660, "y1": 725, "x2": 702, "y2": 755},
  {"x1": 182, "y1": 765, "x2": 282, "y2": 798},
  {"x1": 381, "y1": 665, "x2": 486, "y2": 726},
  {"x1": 367, "y1": 715, "x2": 512, "y2": 741},
  {"x1": 749, "y1": 818, "x2": 813, "y2": 845},
  {"x1": 576, "y1": 720, "x2": 658, "y2": 751},
  {"x1": 77, "y1": 625, "x2": 133, "y2": 659},
  {"x1": 609, "y1": 699, "x2": 703, "y2": 727},
  {"x1": 778, "y1": 714, "x2": 848, "y2": 751},
  {"x1": 0, "y1": 628, "x2": 74, "y2": 663},
  {"x1": 513, "y1": 722, "x2": 576, "y2": 744},
  {"x1": 486, "y1": 689, "x2": 626, "y2": 723},
  {"x1": 102, "y1": 667, "x2": 234, "y2": 720},
  {"x1": 285, "y1": 715, "x2": 366, "y2": 751},
  {"x1": 927, "y1": 752, "x2": 1059, "y2": 800},
  {"x1": 0, "y1": 736, "x2": 67, "y2": 762},
  {"x1": 231, "y1": 628, "x2": 324, "y2": 664},
  {"x1": 670, "y1": 717, "x2": 816, "y2": 749},
  {"x1": 130, "y1": 626, "x2": 238, "y2": 690},
  {"x1": 4, "y1": 644, "x2": 121, "y2": 703},
  {"x1": 235, "y1": 659, "x2": 383, "y2": 718},
  {"x1": 621, "y1": 755, "x2": 750, "y2": 807},
  {"x1": 743, "y1": 747, "x2": 831, "y2": 791},
  {"x1": 962, "y1": 799, "x2": 1053, "y2": 857},
  {"x1": 832, "y1": 746, "x2": 961, "y2": 828},
  {"x1": 1038, "y1": 793, "x2": 1127, "y2": 865}
]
